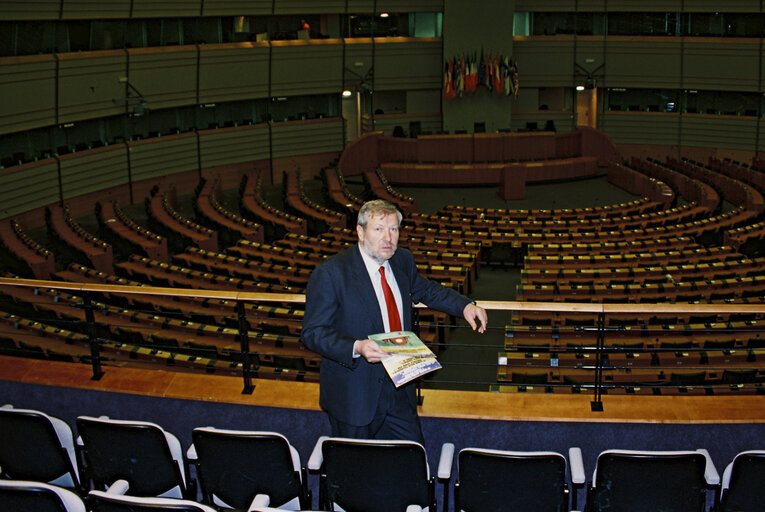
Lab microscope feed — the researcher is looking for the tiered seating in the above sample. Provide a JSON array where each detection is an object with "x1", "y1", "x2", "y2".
[
  {"x1": 0, "y1": 218, "x2": 55, "y2": 279},
  {"x1": 526, "y1": 236, "x2": 697, "y2": 256},
  {"x1": 413, "y1": 203, "x2": 709, "y2": 235},
  {"x1": 0, "y1": 281, "x2": 320, "y2": 376},
  {"x1": 56, "y1": 263, "x2": 304, "y2": 336},
  {"x1": 172, "y1": 246, "x2": 311, "y2": 289},
  {"x1": 524, "y1": 245, "x2": 745, "y2": 270},
  {"x1": 194, "y1": 176, "x2": 263, "y2": 247},
  {"x1": 116, "y1": 254, "x2": 299, "y2": 294},
  {"x1": 363, "y1": 168, "x2": 417, "y2": 215},
  {"x1": 725, "y1": 221, "x2": 765, "y2": 256},
  {"x1": 239, "y1": 172, "x2": 308, "y2": 240},
  {"x1": 441, "y1": 198, "x2": 661, "y2": 221},
  {"x1": 322, "y1": 167, "x2": 365, "y2": 220},
  {"x1": 522, "y1": 257, "x2": 765, "y2": 287},
  {"x1": 498, "y1": 312, "x2": 765, "y2": 395},
  {"x1": 96, "y1": 200, "x2": 168, "y2": 261},
  {"x1": 283, "y1": 169, "x2": 346, "y2": 233},
  {"x1": 45, "y1": 204, "x2": 113, "y2": 273},
  {"x1": 665, "y1": 157, "x2": 765, "y2": 213},
  {"x1": 227, "y1": 239, "x2": 327, "y2": 269},
  {"x1": 147, "y1": 185, "x2": 217, "y2": 252},
  {"x1": 629, "y1": 157, "x2": 720, "y2": 211},
  {"x1": 319, "y1": 226, "x2": 481, "y2": 280},
  {"x1": 517, "y1": 274, "x2": 765, "y2": 303}
]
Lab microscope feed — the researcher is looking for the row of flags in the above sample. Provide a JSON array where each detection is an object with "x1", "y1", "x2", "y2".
[{"x1": 443, "y1": 51, "x2": 519, "y2": 100}]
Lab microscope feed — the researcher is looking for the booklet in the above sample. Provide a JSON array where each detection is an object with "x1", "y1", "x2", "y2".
[{"x1": 368, "y1": 330, "x2": 441, "y2": 388}]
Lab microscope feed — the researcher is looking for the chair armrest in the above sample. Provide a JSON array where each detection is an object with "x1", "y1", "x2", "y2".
[
  {"x1": 568, "y1": 447, "x2": 586, "y2": 485},
  {"x1": 437, "y1": 443, "x2": 455, "y2": 480},
  {"x1": 105, "y1": 479, "x2": 130, "y2": 495},
  {"x1": 696, "y1": 449, "x2": 720, "y2": 485},
  {"x1": 186, "y1": 444, "x2": 197, "y2": 461},
  {"x1": 248, "y1": 493, "x2": 270, "y2": 511},
  {"x1": 307, "y1": 436, "x2": 329, "y2": 471}
]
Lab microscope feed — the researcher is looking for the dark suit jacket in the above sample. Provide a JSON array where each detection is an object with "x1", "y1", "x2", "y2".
[{"x1": 301, "y1": 244, "x2": 472, "y2": 426}]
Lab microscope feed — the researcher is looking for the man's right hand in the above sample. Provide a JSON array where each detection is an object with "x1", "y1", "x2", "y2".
[{"x1": 353, "y1": 339, "x2": 391, "y2": 363}]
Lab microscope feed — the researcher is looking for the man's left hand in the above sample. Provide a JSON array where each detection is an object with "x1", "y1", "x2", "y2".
[{"x1": 463, "y1": 303, "x2": 488, "y2": 333}]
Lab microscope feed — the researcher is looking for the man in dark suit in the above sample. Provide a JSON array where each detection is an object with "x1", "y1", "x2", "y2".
[{"x1": 301, "y1": 199, "x2": 487, "y2": 442}]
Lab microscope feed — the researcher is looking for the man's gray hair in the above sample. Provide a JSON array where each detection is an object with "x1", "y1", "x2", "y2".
[{"x1": 357, "y1": 199, "x2": 402, "y2": 227}]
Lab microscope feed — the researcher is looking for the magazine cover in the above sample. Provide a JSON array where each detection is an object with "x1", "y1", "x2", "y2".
[{"x1": 368, "y1": 330, "x2": 442, "y2": 387}]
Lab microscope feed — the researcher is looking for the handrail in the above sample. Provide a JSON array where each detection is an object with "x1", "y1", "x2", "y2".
[
  {"x1": 1, "y1": 276, "x2": 764, "y2": 407},
  {"x1": 2, "y1": 276, "x2": 765, "y2": 315}
]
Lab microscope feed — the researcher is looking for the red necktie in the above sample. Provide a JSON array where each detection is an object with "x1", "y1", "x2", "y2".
[{"x1": 379, "y1": 266, "x2": 402, "y2": 332}]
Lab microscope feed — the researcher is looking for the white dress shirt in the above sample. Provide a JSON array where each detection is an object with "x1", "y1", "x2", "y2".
[{"x1": 358, "y1": 243, "x2": 404, "y2": 333}]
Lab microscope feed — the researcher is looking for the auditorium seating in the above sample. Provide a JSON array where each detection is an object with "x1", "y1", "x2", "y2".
[
  {"x1": 45, "y1": 204, "x2": 113, "y2": 273},
  {"x1": 282, "y1": 169, "x2": 346, "y2": 234},
  {"x1": 189, "y1": 427, "x2": 311, "y2": 510},
  {"x1": 0, "y1": 218, "x2": 55, "y2": 279},
  {"x1": 96, "y1": 200, "x2": 169, "y2": 262},
  {"x1": 6, "y1": 398, "x2": 765, "y2": 512},
  {"x1": 240, "y1": 172, "x2": 308, "y2": 240},
  {"x1": 321, "y1": 167, "x2": 365, "y2": 223},
  {"x1": 363, "y1": 168, "x2": 417, "y2": 215},
  {"x1": 147, "y1": 185, "x2": 218, "y2": 253},
  {"x1": 194, "y1": 176, "x2": 264, "y2": 247}
]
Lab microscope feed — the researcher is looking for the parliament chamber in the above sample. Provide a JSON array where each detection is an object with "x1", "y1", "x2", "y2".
[{"x1": 1, "y1": 1, "x2": 765, "y2": 511}]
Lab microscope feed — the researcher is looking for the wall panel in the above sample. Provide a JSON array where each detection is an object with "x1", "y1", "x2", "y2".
[
  {"x1": 0, "y1": 55, "x2": 56, "y2": 135},
  {"x1": 681, "y1": 1, "x2": 764, "y2": 12},
  {"x1": 374, "y1": 38, "x2": 441, "y2": 90},
  {"x1": 680, "y1": 116, "x2": 760, "y2": 152},
  {"x1": 128, "y1": 47, "x2": 198, "y2": 110},
  {"x1": 604, "y1": 39, "x2": 682, "y2": 89},
  {"x1": 270, "y1": 41, "x2": 343, "y2": 97},
  {"x1": 0, "y1": 1, "x2": 60, "y2": 20},
  {"x1": 202, "y1": 0, "x2": 272, "y2": 16},
  {"x1": 128, "y1": 133, "x2": 199, "y2": 182},
  {"x1": 57, "y1": 51, "x2": 127, "y2": 125},
  {"x1": 377, "y1": 1, "x2": 444, "y2": 12},
  {"x1": 683, "y1": 40, "x2": 760, "y2": 92},
  {"x1": 346, "y1": 0, "x2": 376, "y2": 13},
  {"x1": 512, "y1": 1, "x2": 758, "y2": 11},
  {"x1": 199, "y1": 124, "x2": 271, "y2": 168},
  {"x1": 513, "y1": 39, "x2": 575, "y2": 87},
  {"x1": 0, "y1": 160, "x2": 60, "y2": 217},
  {"x1": 198, "y1": 44, "x2": 270, "y2": 104},
  {"x1": 344, "y1": 40, "x2": 374, "y2": 91},
  {"x1": 61, "y1": 0, "x2": 132, "y2": 19},
  {"x1": 270, "y1": 118, "x2": 344, "y2": 158},
  {"x1": 274, "y1": 0, "x2": 347, "y2": 15},
  {"x1": 600, "y1": 112, "x2": 681, "y2": 145},
  {"x1": 131, "y1": 0, "x2": 202, "y2": 17},
  {"x1": 59, "y1": 145, "x2": 130, "y2": 200}
]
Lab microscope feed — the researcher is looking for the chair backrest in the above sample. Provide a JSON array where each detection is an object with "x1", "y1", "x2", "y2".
[
  {"x1": 76, "y1": 416, "x2": 187, "y2": 498},
  {"x1": 318, "y1": 437, "x2": 432, "y2": 512},
  {"x1": 0, "y1": 405, "x2": 80, "y2": 489},
  {"x1": 456, "y1": 448, "x2": 569, "y2": 512},
  {"x1": 588, "y1": 450, "x2": 709, "y2": 512},
  {"x1": 191, "y1": 427, "x2": 306, "y2": 510},
  {"x1": 0, "y1": 480, "x2": 86, "y2": 512},
  {"x1": 88, "y1": 490, "x2": 217, "y2": 512},
  {"x1": 719, "y1": 450, "x2": 765, "y2": 512}
]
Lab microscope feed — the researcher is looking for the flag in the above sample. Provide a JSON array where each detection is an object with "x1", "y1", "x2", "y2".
[{"x1": 511, "y1": 58, "x2": 520, "y2": 98}]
